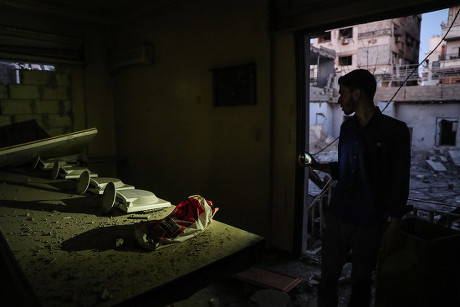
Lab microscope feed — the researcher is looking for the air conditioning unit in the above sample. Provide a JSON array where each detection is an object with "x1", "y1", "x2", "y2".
[
  {"x1": 111, "y1": 45, "x2": 154, "y2": 70},
  {"x1": 342, "y1": 38, "x2": 350, "y2": 45}
]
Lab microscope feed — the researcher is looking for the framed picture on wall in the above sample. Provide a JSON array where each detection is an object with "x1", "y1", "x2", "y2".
[{"x1": 212, "y1": 63, "x2": 256, "y2": 107}]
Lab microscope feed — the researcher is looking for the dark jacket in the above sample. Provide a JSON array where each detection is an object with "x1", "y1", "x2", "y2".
[{"x1": 329, "y1": 107, "x2": 411, "y2": 225}]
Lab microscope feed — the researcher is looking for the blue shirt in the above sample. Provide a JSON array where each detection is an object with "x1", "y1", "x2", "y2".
[{"x1": 329, "y1": 107, "x2": 411, "y2": 226}]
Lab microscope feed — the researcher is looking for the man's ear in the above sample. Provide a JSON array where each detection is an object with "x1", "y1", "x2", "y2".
[{"x1": 352, "y1": 88, "x2": 361, "y2": 101}]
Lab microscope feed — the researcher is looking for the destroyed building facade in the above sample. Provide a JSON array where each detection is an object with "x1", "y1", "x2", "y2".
[
  {"x1": 311, "y1": 15, "x2": 422, "y2": 87},
  {"x1": 309, "y1": 9, "x2": 460, "y2": 154}
]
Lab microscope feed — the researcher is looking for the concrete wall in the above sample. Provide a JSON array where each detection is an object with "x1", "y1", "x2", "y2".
[
  {"x1": 396, "y1": 102, "x2": 460, "y2": 150},
  {"x1": 375, "y1": 84, "x2": 460, "y2": 102},
  {"x1": 312, "y1": 16, "x2": 420, "y2": 76},
  {"x1": 310, "y1": 100, "x2": 395, "y2": 141},
  {"x1": 0, "y1": 69, "x2": 73, "y2": 136},
  {"x1": 110, "y1": 0, "x2": 272, "y2": 237},
  {"x1": 310, "y1": 84, "x2": 460, "y2": 153}
]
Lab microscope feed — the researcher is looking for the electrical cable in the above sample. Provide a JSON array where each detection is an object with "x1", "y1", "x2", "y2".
[
  {"x1": 311, "y1": 8, "x2": 460, "y2": 157},
  {"x1": 382, "y1": 7, "x2": 460, "y2": 112}
]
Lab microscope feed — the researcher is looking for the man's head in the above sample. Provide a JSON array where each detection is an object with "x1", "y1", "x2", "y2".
[
  {"x1": 338, "y1": 69, "x2": 377, "y2": 101},
  {"x1": 337, "y1": 69, "x2": 376, "y2": 115}
]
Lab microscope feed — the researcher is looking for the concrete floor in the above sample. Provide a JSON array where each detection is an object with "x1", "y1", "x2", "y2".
[{"x1": 173, "y1": 248, "x2": 367, "y2": 307}]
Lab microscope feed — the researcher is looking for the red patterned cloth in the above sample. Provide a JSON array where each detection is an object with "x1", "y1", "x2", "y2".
[{"x1": 135, "y1": 195, "x2": 218, "y2": 250}]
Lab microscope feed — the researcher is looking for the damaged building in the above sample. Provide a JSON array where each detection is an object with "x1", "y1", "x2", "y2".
[
  {"x1": 0, "y1": 1, "x2": 459, "y2": 306},
  {"x1": 311, "y1": 14, "x2": 422, "y2": 87}
]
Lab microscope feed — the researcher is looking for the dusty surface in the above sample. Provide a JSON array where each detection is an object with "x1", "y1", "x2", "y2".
[{"x1": 0, "y1": 168, "x2": 263, "y2": 306}]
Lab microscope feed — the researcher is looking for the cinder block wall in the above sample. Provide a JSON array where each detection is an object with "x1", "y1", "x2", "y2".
[{"x1": 0, "y1": 69, "x2": 73, "y2": 137}]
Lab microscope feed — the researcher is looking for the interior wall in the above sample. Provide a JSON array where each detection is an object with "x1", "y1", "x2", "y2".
[{"x1": 111, "y1": 0, "x2": 271, "y2": 236}]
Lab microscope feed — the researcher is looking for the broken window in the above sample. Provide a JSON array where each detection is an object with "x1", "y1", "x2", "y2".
[
  {"x1": 339, "y1": 27, "x2": 353, "y2": 39},
  {"x1": 436, "y1": 117, "x2": 458, "y2": 146},
  {"x1": 339, "y1": 27, "x2": 353, "y2": 45},
  {"x1": 0, "y1": 61, "x2": 55, "y2": 84},
  {"x1": 405, "y1": 32, "x2": 414, "y2": 46},
  {"x1": 339, "y1": 55, "x2": 352, "y2": 66},
  {"x1": 318, "y1": 31, "x2": 331, "y2": 43},
  {"x1": 393, "y1": 24, "x2": 401, "y2": 37},
  {"x1": 315, "y1": 113, "x2": 326, "y2": 125}
]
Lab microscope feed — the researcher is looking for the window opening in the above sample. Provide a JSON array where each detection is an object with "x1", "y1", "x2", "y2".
[
  {"x1": 318, "y1": 31, "x2": 331, "y2": 43},
  {"x1": 339, "y1": 55, "x2": 352, "y2": 66},
  {"x1": 339, "y1": 27, "x2": 353, "y2": 39},
  {"x1": 436, "y1": 117, "x2": 458, "y2": 146},
  {"x1": 316, "y1": 113, "x2": 326, "y2": 125},
  {"x1": 0, "y1": 61, "x2": 55, "y2": 84}
]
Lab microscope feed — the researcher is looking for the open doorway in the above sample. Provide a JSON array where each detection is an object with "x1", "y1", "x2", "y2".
[{"x1": 297, "y1": 6, "x2": 460, "y2": 256}]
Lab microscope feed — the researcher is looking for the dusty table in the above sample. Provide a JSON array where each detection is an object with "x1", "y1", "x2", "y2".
[{"x1": 0, "y1": 169, "x2": 264, "y2": 306}]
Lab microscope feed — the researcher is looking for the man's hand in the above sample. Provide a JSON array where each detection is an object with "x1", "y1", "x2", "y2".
[
  {"x1": 309, "y1": 162, "x2": 331, "y2": 174},
  {"x1": 380, "y1": 218, "x2": 404, "y2": 256}
]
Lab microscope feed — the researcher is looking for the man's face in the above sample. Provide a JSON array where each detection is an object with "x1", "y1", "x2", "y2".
[{"x1": 338, "y1": 84, "x2": 357, "y2": 115}]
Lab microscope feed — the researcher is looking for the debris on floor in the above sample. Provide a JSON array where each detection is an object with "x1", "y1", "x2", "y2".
[
  {"x1": 234, "y1": 266, "x2": 302, "y2": 292},
  {"x1": 250, "y1": 289, "x2": 290, "y2": 307}
]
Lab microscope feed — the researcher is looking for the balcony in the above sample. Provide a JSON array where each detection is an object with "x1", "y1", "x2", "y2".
[{"x1": 439, "y1": 53, "x2": 460, "y2": 61}]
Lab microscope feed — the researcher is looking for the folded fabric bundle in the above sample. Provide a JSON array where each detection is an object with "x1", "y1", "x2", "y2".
[{"x1": 134, "y1": 195, "x2": 218, "y2": 250}]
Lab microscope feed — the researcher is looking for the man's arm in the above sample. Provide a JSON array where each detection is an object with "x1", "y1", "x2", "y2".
[{"x1": 309, "y1": 162, "x2": 331, "y2": 174}]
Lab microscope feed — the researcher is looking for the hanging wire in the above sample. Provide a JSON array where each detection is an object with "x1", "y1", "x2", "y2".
[
  {"x1": 312, "y1": 8, "x2": 460, "y2": 156},
  {"x1": 382, "y1": 8, "x2": 460, "y2": 112}
]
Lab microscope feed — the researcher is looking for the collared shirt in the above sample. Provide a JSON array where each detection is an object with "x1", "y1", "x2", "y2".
[{"x1": 329, "y1": 107, "x2": 411, "y2": 226}]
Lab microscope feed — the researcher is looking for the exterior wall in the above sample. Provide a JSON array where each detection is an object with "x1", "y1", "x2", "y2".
[
  {"x1": 311, "y1": 101, "x2": 395, "y2": 141},
  {"x1": 438, "y1": 6, "x2": 460, "y2": 84},
  {"x1": 309, "y1": 84, "x2": 460, "y2": 152},
  {"x1": 396, "y1": 102, "x2": 460, "y2": 150},
  {"x1": 421, "y1": 36, "x2": 444, "y2": 85},
  {"x1": 312, "y1": 15, "x2": 421, "y2": 86},
  {"x1": 310, "y1": 98, "x2": 460, "y2": 152}
]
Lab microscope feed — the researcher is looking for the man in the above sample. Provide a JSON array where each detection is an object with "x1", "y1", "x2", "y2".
[{"x1": 310, "y1": 69, "x2": 411, "y2": 306}]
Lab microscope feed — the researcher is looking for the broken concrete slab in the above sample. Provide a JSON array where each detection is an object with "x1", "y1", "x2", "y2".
[
  {"x1": 426, "y1": 160, "x2": 447, "y2": 172},
  {"x1": 448, "y1": 150, "x2": 460, "y2": 167}
]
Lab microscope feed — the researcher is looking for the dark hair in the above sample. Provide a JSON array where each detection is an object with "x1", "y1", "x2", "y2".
[{"x1": 338, "y1": 69, "x2": 376, "y2": 100}]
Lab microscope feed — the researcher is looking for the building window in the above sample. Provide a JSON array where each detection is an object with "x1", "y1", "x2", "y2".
[
  {"x1": 405, "y1": 33, "x2": 414, "y2": 46},
  {"x1": 318, "y1": 31, "x2": 331, "y2": 43},
  {"x1": 0, "y1": 62, "x2": 55, "y2": 84},
  {"x1": 316, "y1": 113, "x2": 326, "y2": 125},
  {"x1": 436, "y1": 117, "x2": 458, "y2": 146},
  {"x1": 339, "y1": 55, "x2": 352, "y2": 66},
  {"x1": 339, "y1": 27, "x2": 353, "y2": 39}
]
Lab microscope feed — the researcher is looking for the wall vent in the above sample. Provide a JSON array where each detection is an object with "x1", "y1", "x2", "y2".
[{"x1": 111, "y1": 45, "x2": 153, "y2": 70}]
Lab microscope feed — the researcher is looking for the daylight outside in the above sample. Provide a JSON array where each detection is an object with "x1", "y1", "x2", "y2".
[{"x1": 306, "y1": 7, "x2": 460, "y2": 240}]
